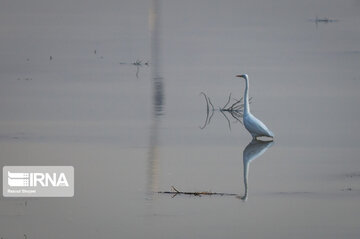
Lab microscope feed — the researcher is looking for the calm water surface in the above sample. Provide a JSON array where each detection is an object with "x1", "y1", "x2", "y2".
[{"x1": 1, "y1": 0, "x2": 360, "y2": 238}]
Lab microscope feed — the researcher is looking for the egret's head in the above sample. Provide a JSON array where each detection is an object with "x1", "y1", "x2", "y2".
[{"x1": 236, "y1": 74, "x2": 248, "y2": 80}]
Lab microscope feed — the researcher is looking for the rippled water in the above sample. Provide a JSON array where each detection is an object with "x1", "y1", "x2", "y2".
[{"x1": 1, "y1": 0, "x2": 360, "y2": 238}]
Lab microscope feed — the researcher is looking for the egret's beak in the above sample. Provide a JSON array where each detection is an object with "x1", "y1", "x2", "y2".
[{"x1": 236, "y1": 74, "x2": 245, "y2": 78}]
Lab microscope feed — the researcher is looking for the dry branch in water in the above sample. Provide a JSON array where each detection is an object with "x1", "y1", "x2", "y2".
[
  {"x1": 119, "y1": 59, "x2": 149, "y2": 79},
  {"x1": 200, "y1": 92, "x2": 252, "y2": 130},
  {"x1": 158, "y1": 186, "x2": 239, "y2": 198}
]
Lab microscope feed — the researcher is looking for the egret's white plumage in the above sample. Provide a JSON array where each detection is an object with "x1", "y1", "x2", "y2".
[{"x1": 236, "y1": 74, "x2": 274, "y2": 139}]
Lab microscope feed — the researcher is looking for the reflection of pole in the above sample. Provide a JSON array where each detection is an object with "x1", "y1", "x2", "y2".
[
  {"x1": 147, "y1": 0, "x2": 164, "y2": 197},
  {"x1": 150, "y1": 0, "x2": 161, "y2": 78},
  {"x1": 150, "y1": 0, "x2": 164, "y2": 115},
  {"x1": 147, "y1": 121, "x2": 159, "y2": 194}
]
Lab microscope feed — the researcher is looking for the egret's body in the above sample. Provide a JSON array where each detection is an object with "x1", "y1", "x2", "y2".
[{"x1": 236, "y1": 74, "x2": 274, "y2": 139}]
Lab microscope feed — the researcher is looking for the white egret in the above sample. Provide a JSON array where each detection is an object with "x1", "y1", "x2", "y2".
[{"x1": 236, "y1": 74, "x2": 274, "y2": 140}]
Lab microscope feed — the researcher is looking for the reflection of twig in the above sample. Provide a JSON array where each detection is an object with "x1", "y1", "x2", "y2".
[
  {"x1": 208, "y1": 97, "x2": 215, "y2": 111},
  {"x1": 158, "y1": 186, "x2": 239, "y2": 197},
  {"x1": 220, "y1": 110, "x2": 232, "y2": 131},
  {"x1": 200, "y1": 92, "x2": 209, "y2": 129},
  {"x1": 200, "y1": 92, "x2": 250, "y2": 130},
  {"x1": 200, "y1": 92, "x2": 214, "y2": 129},
  {"x1": 207, "y1": 97, "x2": 215, "y2": 124},
  {"x1": 119, "y1": 59, "x2": 149, "y2": 79},
  {"x1": 136, "y1": 66, "x2": 140, "y2": 79}
]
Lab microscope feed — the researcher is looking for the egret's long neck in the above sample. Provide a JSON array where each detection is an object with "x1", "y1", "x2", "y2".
[{"x1": 244, "y1": 77, "x2": 250, "y2": 115}]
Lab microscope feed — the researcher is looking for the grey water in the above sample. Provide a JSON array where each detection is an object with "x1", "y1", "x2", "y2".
[{"x1": 1, "y1": 0, "x2": 360, "y2": 238}]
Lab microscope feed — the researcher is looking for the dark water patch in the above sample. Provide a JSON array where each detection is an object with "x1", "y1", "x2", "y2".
[
  {"x1": 267, "y1": 189, "x2": 360, "y2": 199},
  {"x1": 343, "y1": 50, "x2": 360, "y2": 55},
  {"x1": 272, "y1": 191, "x2": 314, "y2": 196},
  {"x1": 346, "y1": 172, "x2": 360, "y2": 178},
  {"x1": 341, "y1": 187, "x2": 355, "y2": 192},
  {"x1": 0, "y1": 133, "x2": 28, "y2": 142}
]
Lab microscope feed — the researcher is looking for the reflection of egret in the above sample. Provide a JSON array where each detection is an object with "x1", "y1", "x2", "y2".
[
  {"x1": 240, "y1": 139, "x2": 273, "y2": 201},
  {"x1": 236, "y1": 74, "x2": 274, "y2": 140}
]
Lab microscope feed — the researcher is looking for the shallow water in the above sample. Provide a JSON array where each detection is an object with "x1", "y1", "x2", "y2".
[{"x1": 1, "y1": 0, "x2": 360, "y2": 238}]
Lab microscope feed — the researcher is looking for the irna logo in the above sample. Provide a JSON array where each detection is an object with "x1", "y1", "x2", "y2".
[
  {"x1": 8, "y1": 171, "x2": 69, "y2": 187},
  {"x1": 3, "y1": 166, "x2": 74, "y2": 197}
]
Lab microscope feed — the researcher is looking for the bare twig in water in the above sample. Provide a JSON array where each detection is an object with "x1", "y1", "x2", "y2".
[
  {"x1": 222, "y1": 93, "x2": 232, "y2": 109},
  {"x1": 201, "y1": 92, "x2": 209, "y2": 114},
  {"x1": 207, "y1": 97, "x2": 215, "y2": 124},
  {"x1": 158, "y1": 186, "x2": 239, "y2": 197},
  {"x1": 208, "y1": 97, "x2": 215, "y2": 111},
  {"x1": 200, "y1": 92, "x2": 209, "y2": 129},
  {"x1": 119, "y1": 59, "x2": 149, "y2": 79},
  {"x1": 200, "y1": 92, "x2": 214, "y2": 129},
  {"x1": 200, "y1": 92, "x2": 251, "y2": 130},
  {"x1": 132, "y1": 59, "x2": 150, "y2": 66}
]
